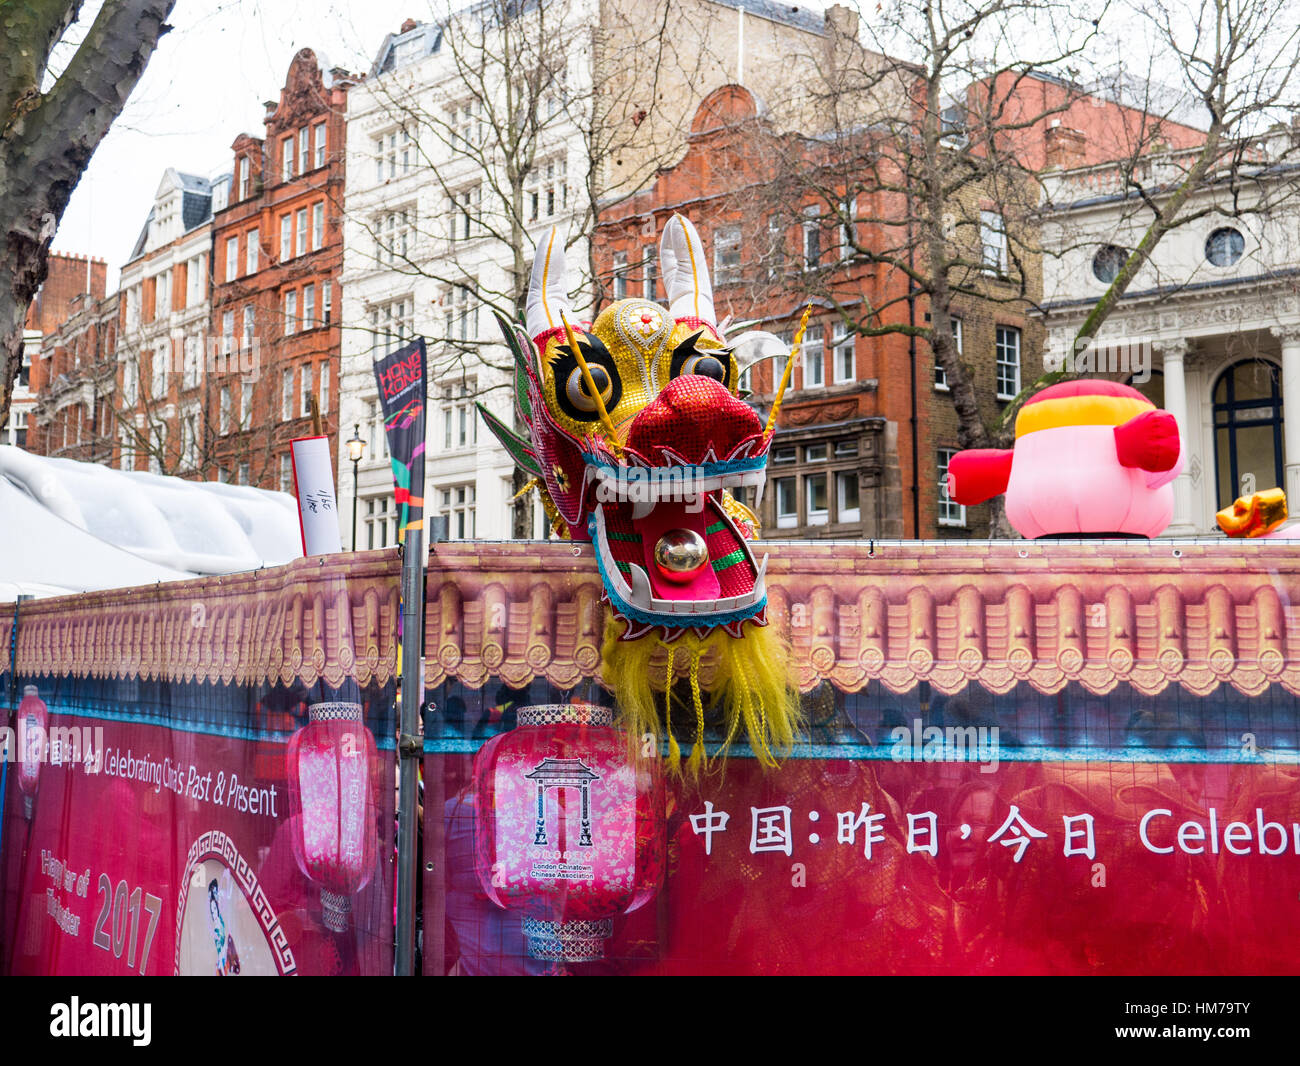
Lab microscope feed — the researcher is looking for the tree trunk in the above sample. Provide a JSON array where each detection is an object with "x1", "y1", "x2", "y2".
[{"x1": 0, "y1": 0, "x2": 175, "y2": 429}]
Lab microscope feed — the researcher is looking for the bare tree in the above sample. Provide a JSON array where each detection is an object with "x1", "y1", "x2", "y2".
[
  {"x1": 0, "y1": 0, "x2": 176, "y2": 431},
  {"x1": 732, "y1": 0, "x2": 1111, "y2": 531},
  {"x1": 1053, "y1": 0, "x2": 1300, "y2": 356}
]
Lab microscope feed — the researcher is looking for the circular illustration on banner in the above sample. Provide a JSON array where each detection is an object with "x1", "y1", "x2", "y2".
[{"x1": 177, "y1": 858, "x2": 280, "y2": 976}]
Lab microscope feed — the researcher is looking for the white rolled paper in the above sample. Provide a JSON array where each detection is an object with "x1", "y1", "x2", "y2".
[{"x1": 290, "y1": 435, "x2": 344, "y2": 556}]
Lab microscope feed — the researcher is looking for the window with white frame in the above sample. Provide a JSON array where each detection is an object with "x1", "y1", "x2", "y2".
[
  {"x1": 283, "y1": 289, "x2": 297, "y2": 336},
  {"x1": 188, "y1": 255, "x2": 204, "y2": 307},
  {"x1": 439, "y1": 483, "x2": 476, "y2": 539},
  {"x1": 280, "y1": 453, "x2": 292, "y2": 492},
  {"x1": 938, "y1": 447, "x2": 966, "y2": 526},
  {"x1": 242, "y1": 305, "x2": 255, "y2": 349},
  {"x1": 302, "y1": 283, "x2": 316, "y2": 329},
  {"x1": 775, "y1": 476, "x2": 798, "y2": 529},
  {"x1": 322, "y1": 280, "x2": 333, "y2": 325},
  {"x1": 155, "y1": 270, "x2": 170, "y2": 318},
  {"x1": 375, "y1": 128, "x2": 412, "y2": 183},
  {"x1": 450, "y1": 186, "x2": 479, "y2": 242},
  {"x1": 444, "y1": 284, "x2": 477, "y2": 342},
  {"x1": 225, "y1": 237, "x2": 239, "y2": 281},
  {"x1": 441, "y1": 382, "x2": 477, "y2": 449},
  {"x1": 367, "y1": 399, "x2": 390, "y2": 458},
  {"x1": 612, "y1": 252, "x2": 628, "y2": 300},
  {"x1": 221, "y1": 309, "x2": 234, "y2": 355},
  {"x1": 183, "y1": 334, "x2": 201, "y2": 389},
  {"x1": 832, "y1": 324, "x2": 855, "y2": 384},
  {"x1": 364, "y1": 496, "x2": 392, "y2": 548},
  {"x1": 150, "y1": 344, "x2": 166, "y2": 399},
  {"x1": 765, "y1": 214, "x2": 785, "y2": 279},
  {"x1": 836, "y1": 470, "x2": 860, "y2": 524},
  {"x1": 246, "y1": 227, "x2": 259, "y2": 273},
  {"x1": 980, "y1": 210, "x2": 1008, "y2": 274},
  {"x1": 839, "y1": 197, "x2": 857, "y2": 261},
  {"x1": 370, "y1": 297, "x2": 414, "y2": 354},
  {"x1": 527, "y1": 158, "x2": 567, "y2": 222},
  {"x1": 119, "y1": 427, "x2": 133, "y2": 471},
  {"x1": 295, "y1": 207, "x2": 307, "y2": 257},
  {"x1": 313, "y1": 121, "x2": 327, "y2": 169},
  {"x1": 238, "y1": 157, "x2": 250, "y2": 200},
  {"x1": 802, "y1": 207, "x2": 822, "y2": 270},
  {"x1": 123, "y1": 361, "x2": 138, "y2": 406},
  {"x1": 282, "y1": 134, "x2": 295, "y2": 182},
  {"x1": 643, "y1": 249, "x2": 657, "y2": 300},
  {"x1": 995, "y1": 325, "x2": 1021, "y2": 400},
  {"x1": 280, "y1": 214, "x2": 292, "y2": 260},
  {"x1": 318, "y1": 361, "x2": 330, "y2": 414},
  {"x1": 181, "y1": 408, "x2": 199, "y2": 469},
  {"x1": 298, "y1": 126, "x2": 310, "y2": 176},
  {"x1": 451, "y1": 101, "x2": 483, "y2": 150},
  {"x1": 312, "y1": 201, "x2": 325, "y2": 251},
  {"x1": 281, "y1": 369, "x2": 293, "y2": 420},
  {"x1": 714, "y1": 225, "x2": 742, "y2": 285},
  {"x1": 240, "y1": 380, "x2": 252, "y2": 428},
  {"x1": 238, "y1": 461, "x2": 250, "y2": 485},
  {"x1": 376, "y1": 208, "x2": 413, "y2": 266},
  {"x1": 301, "y1": 369, "x2": 313, "y2": 419},
  {"x1": 738, "y1": 361, "x2": 752, "y2": 394},
  {"x1": 801, "y1": 325, "x2": 825, "y2": 388},
  {"x1": 936, "y1": 317, "x2": 961, "y2": 391}
]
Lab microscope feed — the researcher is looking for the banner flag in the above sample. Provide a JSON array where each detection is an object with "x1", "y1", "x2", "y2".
[{"x1": 372, "y1": 338, "x2": 427, "y2": 543}]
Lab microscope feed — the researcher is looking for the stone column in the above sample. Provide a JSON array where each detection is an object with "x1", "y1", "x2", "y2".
[
  {"x1": 1270, "y1": 323, "x2": 1300, "y2": 504},
  {"x1": 1155, "y1": 338, "x2": 1195, "y2": 535}
]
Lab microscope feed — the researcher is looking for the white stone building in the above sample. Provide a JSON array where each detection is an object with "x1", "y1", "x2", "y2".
[
  {"x1": 1038, "y1": 133, "x2": 1300, "y2": 535},
  {"x1": 117, "y1": 168, "x2": 228, "y2": 475},
  {"x1": 336, "y1": 0, "x2": 845, "y2": 546}
]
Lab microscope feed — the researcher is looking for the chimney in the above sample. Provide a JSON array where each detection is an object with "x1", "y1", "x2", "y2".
[
  {"x1": 400, "y1": 18, "x2": 418, "y2": 33},
  {"x1": 825, "y1": 4, "x2": 859, "y2": 38},
  {"x1": 1044, "y1": 124, "x2": 1088, "y2": 169}
]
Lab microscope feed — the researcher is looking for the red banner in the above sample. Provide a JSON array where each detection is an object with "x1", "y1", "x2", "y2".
[{"x1": 1, "y1": 553, "x2": 401, "y2": 976}]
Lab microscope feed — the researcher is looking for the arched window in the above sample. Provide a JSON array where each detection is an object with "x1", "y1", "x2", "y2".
[{"x1": 1213, "y1": 359, "x2": 1284, "y2": 509}]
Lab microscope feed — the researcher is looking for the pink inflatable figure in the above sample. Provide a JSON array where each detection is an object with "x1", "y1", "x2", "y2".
[{"x1": 947, "y1": 380, "x2": 1182, "y2": 539}]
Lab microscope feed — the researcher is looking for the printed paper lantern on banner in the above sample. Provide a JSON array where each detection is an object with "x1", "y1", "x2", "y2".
[
  {"x1": 473, "y1": 703, "x2": 665, "y2": 962},
  {"x1": 17, "y1": 685, "x2": 48, "y2": 820},
  {"x1": 286, "y1": 701, "x2": 378, "y2": 933},
  {"x1": 947, "y1": 380, "x2": 1182, "y2": 538}
]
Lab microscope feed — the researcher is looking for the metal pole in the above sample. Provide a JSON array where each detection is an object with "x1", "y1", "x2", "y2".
[
  {"x1": 351, "y1": 460, "x2": 359, "y2": 551},
  {"x1": 394, "y1": 524, "x2": 425, "y2": 976}
]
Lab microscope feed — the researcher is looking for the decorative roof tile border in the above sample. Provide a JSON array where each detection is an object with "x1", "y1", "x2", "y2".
[
  {"x1": 0, "y1": 551, "x2": 401, "y2": 689},
  {"x1": 424, "y1": 539, "x2": 1300, "y2": 698}
]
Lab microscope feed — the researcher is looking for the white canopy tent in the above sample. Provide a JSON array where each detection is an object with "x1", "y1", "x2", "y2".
[{"x1": 0, "y1": 447, "x2": 304, "y2": 598}]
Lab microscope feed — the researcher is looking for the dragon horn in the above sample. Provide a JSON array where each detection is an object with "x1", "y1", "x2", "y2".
[
  {"x1": 525, "y1": 226, "x2": 572, "y2": 339},
  {"x1": 659, "y1": 213, "x2": 716, "y2": 326}
]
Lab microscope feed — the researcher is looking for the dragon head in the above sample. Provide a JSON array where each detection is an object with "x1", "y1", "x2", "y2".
[{"x1": 483, "y1": 214, "x2": 771, "y2": 641}]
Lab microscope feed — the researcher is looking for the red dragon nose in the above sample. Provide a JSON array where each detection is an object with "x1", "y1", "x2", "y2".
[{"x1": 624, "y1": 375, "x2": 764, "y2": 465}]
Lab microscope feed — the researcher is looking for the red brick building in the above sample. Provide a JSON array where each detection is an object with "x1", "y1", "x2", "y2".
[
  {"x1": 208, "y1": 49, "x2": 357, "y2": 491},
  {"x1": 596, "y1": 77, "x2": 1206, "y2": 538},
  {"x1": 14, "y1": 253, "x2": 107, "y2": 452},
  {"x1": 29, "y1": 290, "x2": 119, "y2": 461},
  {"x1": 596, "y1": 85, "x2": 915, "y2": 538}
]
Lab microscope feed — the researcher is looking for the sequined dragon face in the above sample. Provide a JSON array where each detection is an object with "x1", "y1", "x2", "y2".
[{"x1": 480, "y1": 215, "x2": 771, "y2": 640}]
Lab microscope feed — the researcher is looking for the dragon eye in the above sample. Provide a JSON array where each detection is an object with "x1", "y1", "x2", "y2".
[
  {"x1": 565, "y1": 363, "x2": 613, "y2": 412},
  {"x1": 682, "y1": 354, "x2": 727, "y2": 382}
]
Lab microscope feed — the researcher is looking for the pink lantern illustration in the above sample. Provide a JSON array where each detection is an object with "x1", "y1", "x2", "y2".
[
  {"x1": 17, "y1": 685, "x2": 48, "y2": 820},
  {"x1": 286, "y1": 701, "x2": 378, "y2": 933},
  {"x1": 473, "y1": 703, "x2": 665, "y2": 962}
]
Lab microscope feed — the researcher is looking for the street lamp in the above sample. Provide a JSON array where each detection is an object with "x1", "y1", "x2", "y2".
[{"x1": 347, "y1": 423, "x2": 366, "y2": 550}]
